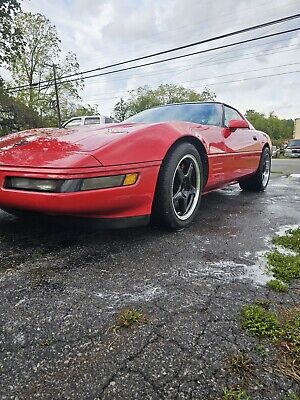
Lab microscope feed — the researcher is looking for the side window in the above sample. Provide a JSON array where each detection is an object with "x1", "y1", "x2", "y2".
[
  {"x1": 64, "y1": 118, "x2": 81, "y2": 127},
  {"x1": 224, "y1": 106, "x2": 244, "y2": 127},
  {"x1": 84, "y1": 117, "x2": 101, "y2": 125}
]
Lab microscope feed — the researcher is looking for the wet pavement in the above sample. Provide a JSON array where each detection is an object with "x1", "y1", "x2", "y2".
[{"x1": 0, "y1": 161, "x2": 299, "y2": 399}]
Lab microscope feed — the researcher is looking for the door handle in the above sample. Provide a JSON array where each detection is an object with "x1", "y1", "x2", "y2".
[{"x1": 253, "y1": 136, "x2": 258, "y2": 141}]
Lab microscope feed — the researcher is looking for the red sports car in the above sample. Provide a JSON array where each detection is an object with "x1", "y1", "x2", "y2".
[{"x1": 0, "y1": 102, "x2": 271, "y2": 229}]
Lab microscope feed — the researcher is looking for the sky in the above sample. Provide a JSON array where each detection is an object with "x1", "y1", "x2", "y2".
[{"x1": 3, "y1": 0, "x2": 300, "y2": 119}]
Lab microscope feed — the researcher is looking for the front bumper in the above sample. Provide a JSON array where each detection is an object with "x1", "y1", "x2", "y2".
[{"x1": 0, "y1": 162, "x2": 160, "y2": 220}]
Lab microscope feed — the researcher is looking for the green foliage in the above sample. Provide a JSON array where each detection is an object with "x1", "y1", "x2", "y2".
[
  {"x1": 255, "y1": 343, "x2": 267, "y2": 357},
  {"x1": 0, "y1": 0, "x2": 22, "y2": 69},
  {"x1": 226, "y1": 352, "x2": 253, "y2": 379},
  {"x1": 280, "y1": 310, "x2": 300, "y2": 362},
  {"x1": 267, "y1": 227, "x2": 300, "y2": 284},
  {"x1": 245, "y1": 110, "x2": 293, "y2": 145},
  {"x1": 110, "y1": 308, "x2": 147, "y2": 332},
  {"x1": 113, "y1": 84, "x2": 216, "y2": 121},
  {"x1": 242, "y1": 304, "x2": 300, "y2": 382},
  {"x1": 283, "y1": 393, "x2": 300, "y2": 400},
  {"x1": 222, "y1": 388, "x2": 250, "y2": 400},
  {"x1": 266, "y1": 279, "x2": 288, "y2": 292},
  {"x1": 0, "y1": 86, "x2": 42, "y2": 135},
  {"x1": 6, "y1": 12, "x2": 83, "y2": 126},
  {"x1": 272, "y1": 228, "x2": 300, "y2": 253},
  {"x1": 241, "y1": 305, "x2": 279, "y2": 338},
  {"x1": 267, "y1": 252, "x2": 300, "y2": 283}
]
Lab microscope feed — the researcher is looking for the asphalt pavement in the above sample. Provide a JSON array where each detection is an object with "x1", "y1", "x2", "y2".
[
  {"x1": 0, "y1": 159, "x2": 299, "y2": 399},
  {"x1": 271, "y1": 158, "x2": 300, "y2": 175}
]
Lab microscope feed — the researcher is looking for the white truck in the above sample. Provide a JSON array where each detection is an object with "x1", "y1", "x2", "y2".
[
  {"x1": 62, "y1": 115, "x2": 116, "y2": 128},
  {"x1": 294, "y1": 118, "x2": 300, "y2": 139}
]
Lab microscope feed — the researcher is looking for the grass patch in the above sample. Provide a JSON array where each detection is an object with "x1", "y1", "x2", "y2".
[
  {"x1": 267, "y1": 252, "x2": 300, "y2": 283},
  {"x1": 110, "y1": 308, "x2": 147, "y2": 332},
  {"x1": 222, "y1": 387, "x2": 250, "y2": 400},
  {"x1": 272, "y1": 228, "x2": 300, "y2": 253},
  {"x1": 267, "y1": 227, "x2": 300, "y2": 284},
  {"x1": 255, "y1": 343, "x2": 267, "y2": 357},
  {"x1": 266, "y1": 279, "x2": 288, "y2": 292},
  {"x1": 242, "y1": 305, "x2": 300, "y2": 383},
  {"x1": 226, "y1": 352, "x2": 253, "y2": 379},
  {"x1": 241, "y1": 305, "x2": 278, "y2": 339},
  {"x1": 283, "y1": 394, "x2": 300, "y2": 400}
]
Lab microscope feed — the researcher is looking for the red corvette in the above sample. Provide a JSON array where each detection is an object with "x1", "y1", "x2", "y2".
[{"x1": 0, "y1": 102, "x2": 271, "y2": 229}]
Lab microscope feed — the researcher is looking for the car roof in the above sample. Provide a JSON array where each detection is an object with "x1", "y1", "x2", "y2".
[{"x1": 149, "y1": 101, "x2": 238, "y2": 109}]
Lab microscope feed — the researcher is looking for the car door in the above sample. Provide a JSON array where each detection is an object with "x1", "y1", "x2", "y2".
[{"x1": 222, "y1": 105, "x2": 261, "y2": 180}]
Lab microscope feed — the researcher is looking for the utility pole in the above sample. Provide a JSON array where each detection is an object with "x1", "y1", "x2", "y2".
[{"x1": 52, "y1": 63, "x2": 62, "y2": 128}]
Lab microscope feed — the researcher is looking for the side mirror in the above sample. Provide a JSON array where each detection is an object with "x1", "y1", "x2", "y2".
[{"x1": 228, "y1": 119, "x2": 249, "y2": 130}]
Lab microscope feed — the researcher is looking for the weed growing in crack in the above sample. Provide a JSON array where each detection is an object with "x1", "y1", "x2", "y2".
[
  {"x1": 266, "y1": 279, "x2": 288, "y2": 293},
  {"x1": 226, "y1": 352, "x2": 253, "y2": 379},
  {"x1": 255, "y1": 343, "x2": 267, "y2": 358},
  {"x1": 110, "y1": 308, "x2": 148, "y2": 332},
  {"x1": 221, "y1": 387, "x2": 250, "y2": 400}
]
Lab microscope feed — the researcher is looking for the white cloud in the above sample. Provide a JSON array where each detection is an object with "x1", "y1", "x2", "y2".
[{"x1": 2, "y1": 0, "x2": 300, "y2": 119}]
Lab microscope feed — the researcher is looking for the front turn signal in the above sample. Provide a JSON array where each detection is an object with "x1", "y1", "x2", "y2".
[{"x1": 123, "y1": 173, "x2": 139, "y2": 186}]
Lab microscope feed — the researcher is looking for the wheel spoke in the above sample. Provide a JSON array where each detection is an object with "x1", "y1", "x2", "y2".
[
  {"x1": 189, "y1": 185, "x2": 196, "y2": 195},
  {"x1": 186, "y1": 162, "x2": 194, "y2": 180},
  {"x1": 177, "y1": 167, "x2": 185, "y2": 184},
  {"x1": 173, "y1": 190, "x2": 183, "y2": 204},
  {"x1": 179, "y1": 196, "x2": 188, "y2": 214}
]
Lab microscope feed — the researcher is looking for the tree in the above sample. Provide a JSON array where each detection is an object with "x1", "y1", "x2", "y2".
[
  {"x1": 0, "y1": 0, "x2": 22, "y2": 74},
  {"x1": 0, "y1": 84, "x2": 42, "y2": 135},
  {"x1": 113, "y1": 84, "x2": 216, "y2": 120},
  {"x1": 6, "y1": 12, "x2": 83, "y2": 125},
  {"x1": 245, "y1": 110, "x2": 294, "y2": 145},
  {"x1": 113, "y1": 98, "x2": 129, "y2": 122}
]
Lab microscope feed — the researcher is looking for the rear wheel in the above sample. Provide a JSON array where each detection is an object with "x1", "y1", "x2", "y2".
[
  {"x1": 152, "y1": 142, "x2": 203, "y2": 230},
  {"x1": 239, "y1": 147, "x2": 271, "y2": 192}
]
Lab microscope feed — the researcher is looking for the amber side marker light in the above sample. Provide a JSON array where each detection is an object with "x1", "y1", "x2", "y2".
[{"x1": 123, "y1": 173, "x2": 139, "y2": 186}]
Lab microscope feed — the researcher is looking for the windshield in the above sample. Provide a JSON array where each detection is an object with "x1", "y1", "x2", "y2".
[
  {"x1": 125, "y1": 103, "x2": 223, "y2": 126},
  {"x1": 288, "y1": 139, "x2": 300, "y2": 147}
]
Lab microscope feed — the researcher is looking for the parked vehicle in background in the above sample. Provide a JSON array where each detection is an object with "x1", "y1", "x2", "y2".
[
  {"x1": 272, "y1": 145, "x2": 280, "y2": 158},
  {"x1": 294, "y1": 118, "x2": 300, "y2": 139},
  {"x1": 62, "y1": 115, "x2": 115, "y2": 128},
  {"x1": 285, "y1": 139, "x2": 300, "y2": 158}
]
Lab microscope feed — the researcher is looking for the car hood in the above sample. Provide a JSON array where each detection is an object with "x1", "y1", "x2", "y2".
[{"x1": 0, "y1": 124, "x2": 142, "y2": 168}]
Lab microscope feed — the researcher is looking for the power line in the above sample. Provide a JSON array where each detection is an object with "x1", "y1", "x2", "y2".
[
  {"x1": 83, "y1": 69, "x2": 300, "y2": 104},
  {"x1": 5, "y1": 13, "x2": 300, "y2": 92},
  {"x1": 81, "y1": 36, "x2": 300, "y2": 87},
  {"x1": 84, "y1": 64, "x2": 300, "y2": 102},
  {"x1": 35, "y1": 27, "x2": 300, "y2": 92}
]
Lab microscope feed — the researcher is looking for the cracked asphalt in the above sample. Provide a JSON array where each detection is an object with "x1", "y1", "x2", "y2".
[{"x1": 0, "y1": 159, "x2": 299, "y2": 399}]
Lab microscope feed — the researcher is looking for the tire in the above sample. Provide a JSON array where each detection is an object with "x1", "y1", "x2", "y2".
[
  {"x1": 152, "y1": 142, "x2": 203, "y2": 230},
  {"x1": 239, "y1": 147, "x2": 271, "y2": 192}
]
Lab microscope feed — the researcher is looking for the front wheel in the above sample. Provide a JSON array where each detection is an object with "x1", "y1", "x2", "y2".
[
  {"x1": 239, "y1": 147, "x2": 271, "y2": 192},
  {"x1": 152, "y1": 142, "x2": 203, "y2": 230}
]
